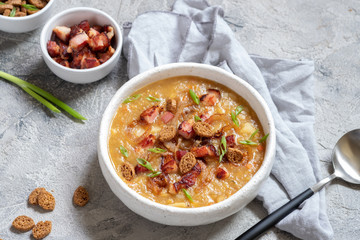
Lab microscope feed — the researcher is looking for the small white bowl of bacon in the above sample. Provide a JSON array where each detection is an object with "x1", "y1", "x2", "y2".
[{"x1": 40, "y1": 7, "x2": 122, "y2": 84}]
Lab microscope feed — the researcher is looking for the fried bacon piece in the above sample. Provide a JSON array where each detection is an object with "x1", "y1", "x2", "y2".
[
  {"x1": 176, "y1": 150, "x2": 187, "y2": 161},
  {"x1": 215, "y1": 167, "x2": 229, "y2": 180},
  {"x1": 47, "y1": 41, "x2": 60, "y2": 58},
  {"x1": 178, "y1": 119, "x2": 195, "y2": 139},
  {"x1": 200, "y1": 89, "x2": 221, "y2": 106},
  {"x1": 140, "y1": 106, "x2": 161, "y2": 124},
  {"x1": 191, "y1": 145, "x2": 217, "y2": 158},
  {"x1": 104, "y1": 25, "x2": 114, "y2": 40},
  {"x1": 78, "y1": 20, "x2": 90, "y2": 32},
  {"x1": 226, "y1": 135, "x2": 236, "y2": 148},
  {"x1": 173, "y1": 162, "x2": 202, "y2": 192},
  {"x1": 69, "y1": 25, "x2": 82, "y2": 39},
  {"x1": 70, "y1": 47, "x2": 96, "y2": 69},
  {"x1": 59, "y1": 42, "x2": 70, "y2": 60},
  {"x1": 81, "y1": 57, "x2": 100, "y2": 69},
  {"x1": 68, "y1": 32, "x2": 89, "y2": 52},
  {"x1": 135, "y1": 164, "x2": 149, "y2": 174},
  {"x1": 53, "y1": 26, "x2": 71, "y2": 42},
  {"x1": 87, "y1": 28, "x2": 100, "y2": 38},
  {"x1": 138, "y1": 134, "x2": 156, "y2": 148},
  {"x1": 161, "y1": 111, "x2": 174, "y2": 124},
  {"x1": 97, "y1": 46, "x2": 115, "y2": 64},
  {"x1": 147, "y1": 173, "x2": 169, "y2": 195},
  {"x1": 161, "y1": 154, "x2": 178, "y2": 174},
  {"x1": 88, "y1": 32, "x2": 110, "y2": 52}
]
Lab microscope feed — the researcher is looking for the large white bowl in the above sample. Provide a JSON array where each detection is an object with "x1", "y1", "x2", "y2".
[
  {"x1": 98, "y1": 63, "x2": 276, "y2": 226},
  {"x1": 40, "y1": 7, "x2": 122, "y2": 84},
  {"x1": 0, "y1": 0, "x2": 56, "y2": 33}
]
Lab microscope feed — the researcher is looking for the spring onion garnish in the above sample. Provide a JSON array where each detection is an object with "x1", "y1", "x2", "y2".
[
  {"x1": 148, "y1": 148, "x2": 167, "y2": 153},
  {"x1": 119, "y1": 145, "x2": 128, "y2": 157},
  {"x1": 182, "y1": 189, "x2": 193, "y2": 202},
  {"x1": 9, "y1": 7, "x2": 16, "y2": 17},
  {"x1": 219, "y1": 135, "x2": 227, "y2": 163},
  {"x1": 123, "y1": 94, "x2": 141, "y2": 103},
  {"x1": 21, "y1": 4, "x2": 39, "y2": 11},
  {"x1": 239, "y1": 140, "x2": 258, "y2": 146},
  {"x1": 249, "y1": 129, "x2": 259, "y2": 140},
  {"x1": 137, "y1": 158, "x2": 161, "y2": 177},
  {"x1": 231, "y1": 105, "x2": 243, "y2": 127},
  {"x1": 146, "y1": 96, "x2": 161, "y2": 102},
  {"x1": 259, "y1": 133, "x2": 269, "y2": 143},
  {"x1": 189, "y1": 89, "x2": 200, "y2": 105},
  {"x1": 0, "y1": 71, "x2": 86, "y2": 120},
  {"x1": 0, "y1": 2, "x2": 5, "y2": 5},
  {"x1": 147, "y1": 171, "x2": 162, "y2": 178},
  {"x1": 194, "y1": 115, "x2": 201, "y2": 122}
]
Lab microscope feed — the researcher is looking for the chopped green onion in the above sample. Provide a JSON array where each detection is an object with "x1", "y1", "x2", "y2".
[
  {"x1": 9, "y1": 7, "x2": 16, "y2": 17},
  {"x1": 259, "y1": 133, "x2": 269, "y2": 143},
  {"x1": 123, "y1": 94, "x2": 141, "y2": 103},
  {"x1": 219, "y1": 135, "x2": 227, "y2": 163},
  {"x1": 231, "y1": 112, "x2": 240, "y2": 127},
  {"x1": 146, "y1": 96, "x2": 161, "y2": 102},
  {"x1": 0, "y1": 71, "x2": 86, "y2": 120},
  {"x1": 148, "y1": 148, "x2": 166, "y2": 153},
  {"x1": 194, "y1": 115, "x2": 201, "y2": 122},
  {"x1": 249, "y1": 129, "x2": 259, "y2": 140},
  {"x1": 0, "y1": 2, "x2": 5, "y2": 5},
  {"x1": 136, "y1": 158, "x2": 155, "y2": 172},
  {"x1": 239, "y1": 140, "x2": 258, "y2": 146},
  {"x1": 189, "y1": 89, "x2": 200, "y2": 105},
  {"x1": 147, "y1": 171, "x2": 162, "y2": 178},
  {"x1": 21, "y1": 4, "x2": 39, "y2": 11},
  {"x1": 235, "y1": 106, "x2": 243, "y2": 115},
  {"x1": 119, "y1": 145, "x2": 128, "y2": 157},
  {"x1": 182, "y1": 189, "x2": 193, "y2": 202}
]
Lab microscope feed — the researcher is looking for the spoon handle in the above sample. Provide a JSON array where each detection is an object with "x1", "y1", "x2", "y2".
[{"x1": 236, "y1": 188, "x2": 314, "y2": 240}]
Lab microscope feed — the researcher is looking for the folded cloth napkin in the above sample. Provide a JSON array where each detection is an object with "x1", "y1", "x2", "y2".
[{"x1": 123, "y1": 0, "x2": 334, "y2": 239}]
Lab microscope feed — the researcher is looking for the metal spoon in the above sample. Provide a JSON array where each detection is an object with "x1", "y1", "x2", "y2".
[{"x1": 237, "y1": 129, "x2": 360, "y2": 240}]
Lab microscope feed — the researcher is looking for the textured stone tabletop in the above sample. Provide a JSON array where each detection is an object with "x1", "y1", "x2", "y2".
[{"x1": 1, "y1": 0, "x2": 359, "y2": 239}]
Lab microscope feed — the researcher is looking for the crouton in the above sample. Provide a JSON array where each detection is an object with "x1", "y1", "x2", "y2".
[
  {"x1": 73, "y1": 186, "x2": 89, "y2": 207},
  {"x1": 179, "y1": 152, "x2": 196, "y2": 174},
  {"x1": 193, "y1": 122, "x2": 214, "y2": 138},
  {"x1": 121, "y1": 162, "x2": 135, "y2": 181},
  {"x1": 32, "y1": 221, "x2": 52, "y2": 240},
  {"x1": 12, "y1": 215, "x2": 35, "y2": 232},
  {"x1": 227, "y1": 147, "x2": 244, "y2": 164},
  {"x1": 159, "y1": 125, "x2": 176, "y2": 142}
]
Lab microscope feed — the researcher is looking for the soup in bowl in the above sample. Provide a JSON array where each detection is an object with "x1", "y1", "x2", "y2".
[{"x1": 98, "y1": 63, "x2": 275, "y2": 225}]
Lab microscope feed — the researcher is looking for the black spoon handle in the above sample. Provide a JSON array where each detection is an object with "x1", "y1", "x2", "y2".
[{"x1": 236, "y1": 188, "x2": 314, "y2": 240}]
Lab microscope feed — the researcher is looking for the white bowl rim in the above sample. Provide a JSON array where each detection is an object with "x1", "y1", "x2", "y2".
[
  {"x1": 99, "y1": 62, "x2": 276, "y2": 214},
  {"x1": 40, "y1": 6, "x2": 122, "y2": 73},
  {"x1": 0, "y1": 0, "x2": 56, "y2": 20}
]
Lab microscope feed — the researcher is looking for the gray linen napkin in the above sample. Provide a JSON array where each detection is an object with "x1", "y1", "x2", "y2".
[{"x1": 123, "y1": 0, "x2": 334, "y2": 239}]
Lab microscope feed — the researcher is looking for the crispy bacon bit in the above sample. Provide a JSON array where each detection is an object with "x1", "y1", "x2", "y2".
[
  {"x1": 191, "y1": 145, "x2": 217, "y2": 158},
  {"x1": 140, "y1": 106, "x2": 161, "y2": 124},
  {"x1": 199, "y1": 112, "x2": 210, "y2": 121},
  {"x1": 59, "y1": 42, "x2": 70, "y2": 60},
  {"x1": 47, "y1": 41, "x2": 60, "y2": 58},
  {"x1": 104, "y1": 25, "x2": 114, "y2": 40},
  {"x1": 98, "y1": 46, "x2": 115, "y2": 64},
  {"x1": 147, "y1": 173, "x2": 169, "y2": 195},
  {"x1": 176, "y1": 150, "x2": 187, "y2": 161},
  {"x1": 81, "y1": 57, "x2": 100, "y2": 69},
  {"x1": 53, "y1": 26, "x2": 71, "y2": 42},
  {"x1": 161, "y1": 155, "x2": 178, "y2": 174},
  {"x1": 88, "y1": 32, "x2": 110, "y2": 52},
  {"x1": 178, "y1": 120, "x2": 195, "y2": 139},
  {"x1": 135, "y1": 164, "x2": 149, "y2": 174},
  {"x1": 78, "y1": 20, "x2": 90, "y2": 32},
  {"x1": 200, "y1": 89, "x2": 221, "y2": 106},
  {"x1": 226, "y1": 135, "x2": 236, "y2": 148},
  {"x1": 87, "y1": 28, "x2": 100, "y2": 38},
  {"x1": 161, "y1": 111, "x2": 174, "y2": 124},
  {"x1": 92, "y1": 25, "x2": 103, "y2": 32},
  {"x1": 215, "y1": 167, "x2": 229, "y2": 180},
  {"x1": 70, "y1": 47, "x2": 96, "y2": 69},
  {"x1": 59, "y1": 60, "x2": 70, "y2": 68},
  {"x1": 69, "y1": 25, "x2": 82, "y2": 39},
  {"x1": 173, "y1": 162, "x2": 202, "y2": 192},
  {"x1": 138, "y1": 134, "x2": 156, "y2": 148},
  {"x1": 68, "y1": 32, "x2": 89, "y2": 52}
]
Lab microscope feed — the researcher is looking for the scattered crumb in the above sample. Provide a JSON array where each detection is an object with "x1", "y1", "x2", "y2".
[
  {"x1": 32, "y1": 221, "x2": 52, "y2": 240},
  {"x1": 73, "y1": 186, "x2": 89, "y2": 207},
  {"x1": 12, "y1": 215, "x2": 35, "y2": 232}
]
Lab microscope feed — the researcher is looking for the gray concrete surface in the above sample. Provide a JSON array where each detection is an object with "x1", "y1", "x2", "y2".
[{"x1": 1, "y1": 0, "x2": 359, "y2": 239}]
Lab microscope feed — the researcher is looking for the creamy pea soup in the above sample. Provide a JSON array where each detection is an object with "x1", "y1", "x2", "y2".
[{"x1": 108, "y1": 76, "x2": 267, "y2": 208}]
